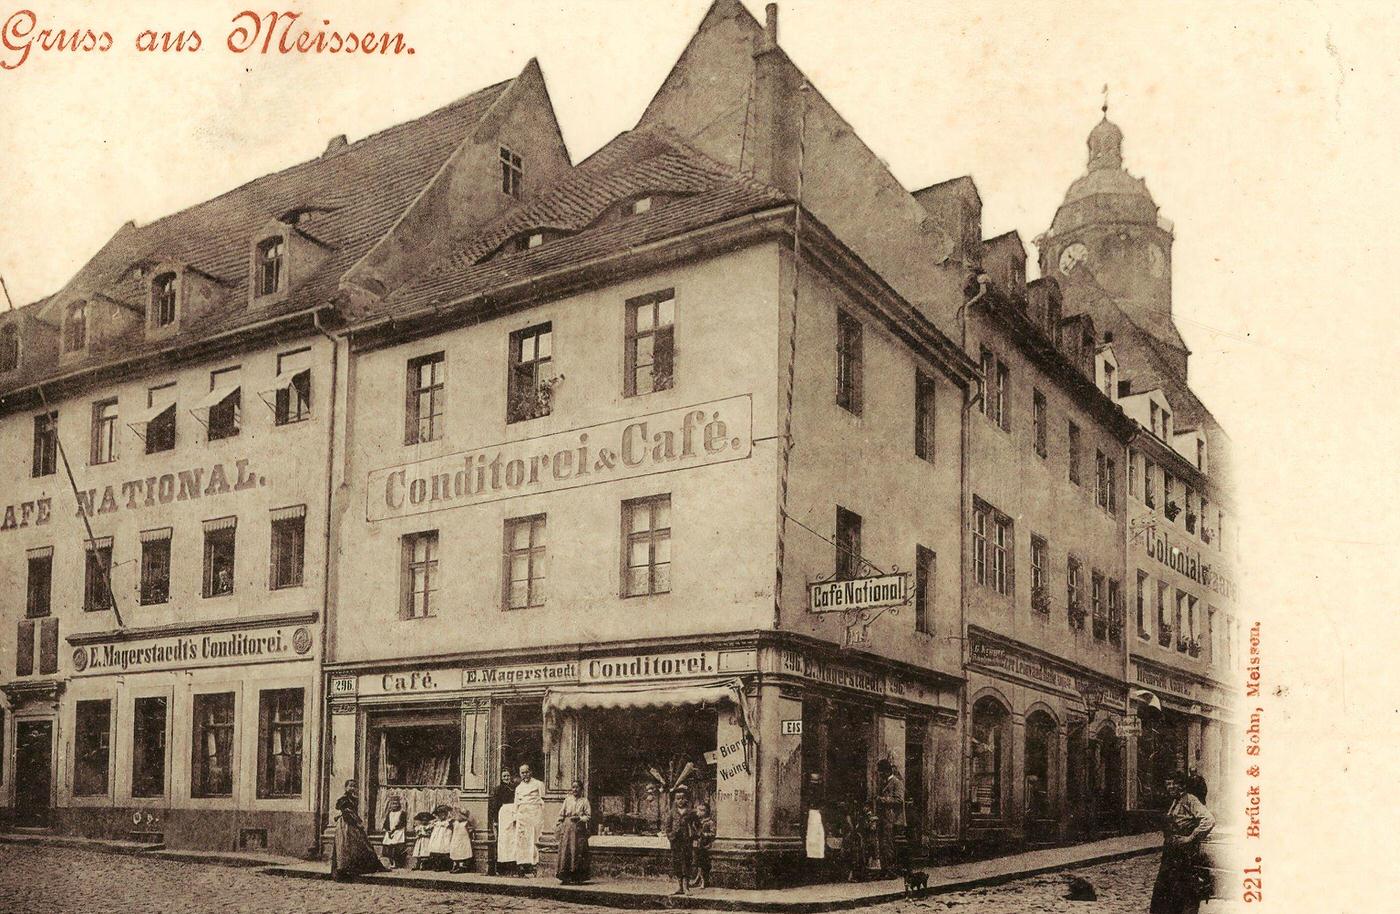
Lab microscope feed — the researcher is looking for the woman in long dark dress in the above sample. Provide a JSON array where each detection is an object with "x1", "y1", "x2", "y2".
[
  {"x1": 555, "y1": 780, "x2": 592, "y2": 884},
  {"x1": 1150, "y1": 771, "x2": 1216, "y2": 914},
  {"x1": 330, "y1": 780, "x2": 387, "y2": 881}
]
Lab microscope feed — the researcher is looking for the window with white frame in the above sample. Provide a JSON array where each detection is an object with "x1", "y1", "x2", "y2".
[
  {"x1": 623, "y1": 495, "x2": 672, "y2": 597},
  {"x1": 503, "y1": 514, "x2": 547, "y2": 609},
  {"x1": 401, "y1": 531, "x2": 439, "y2": 619}
]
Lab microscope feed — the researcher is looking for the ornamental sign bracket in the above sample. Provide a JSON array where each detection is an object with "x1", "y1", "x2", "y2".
[{"x1": 806, "y1": 567, "x2": 910, "y2": 646}]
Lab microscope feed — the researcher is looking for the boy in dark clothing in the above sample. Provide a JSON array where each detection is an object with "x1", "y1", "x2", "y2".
[
  {"x1": 667, "y1": 791, "x2": 700, "y2": 895},
  {"x1": 692, "y1": 801, "x2": 716, "y2": 889}
]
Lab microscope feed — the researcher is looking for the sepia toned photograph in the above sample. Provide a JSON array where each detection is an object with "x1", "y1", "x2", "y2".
[{"x1": 1, "y1": 1, "x2": 1393, "y2": 912}]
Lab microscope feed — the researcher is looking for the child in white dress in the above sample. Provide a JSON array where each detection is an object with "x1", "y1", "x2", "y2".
[
  {"x1": 428, "y1": 804, "x2": 454, "y2": 871},
  {"x1": 449, "y1": 807, "x2": 475, "y2": 873}
]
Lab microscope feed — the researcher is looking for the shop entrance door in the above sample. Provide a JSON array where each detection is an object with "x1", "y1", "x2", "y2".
[
  {"x1": 15, "y1": 720, "x2": 54, "y2": 827},
  {"x1": 904, "y1": 721, "x2": 926, "y2": 858}
]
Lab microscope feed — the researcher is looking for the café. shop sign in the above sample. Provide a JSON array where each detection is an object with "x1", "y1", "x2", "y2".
[
  {"x1": 366, "y1": 396, "x2": 752, "y2": 522},
  {"x1": 72, "y1": 624, "x2": 314, "y2": 676}
]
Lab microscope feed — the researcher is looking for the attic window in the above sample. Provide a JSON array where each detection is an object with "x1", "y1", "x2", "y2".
[
  {"x1": 63, "y1": 301, "x2": 88, "y2": 353},
  {"x1": 630, "y1": 197, "x2": 653, "y2": 216},
  {"x1": 152, "y1": 273, "x2": 178, "y2": 327},
  {"x1": 527, "y1": 232, "x2": 545, "y2": 249},
  {"x1": 500, "y1": 146, "x2": 523, "y2": 199},
  {"x1": 0, "y1": 324, "x2": 17, "y2": 372},
  {"x1": 256, "y1": 237, "x2": 285, "y2": 297}
]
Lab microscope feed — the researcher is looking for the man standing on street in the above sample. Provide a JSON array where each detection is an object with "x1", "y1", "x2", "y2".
[
  {"x1": 489, "y1": 768, "x2": 516, "y2": 876},
  {"x1": 875, "y1": 759, "x2": 906, "y2": 876}
]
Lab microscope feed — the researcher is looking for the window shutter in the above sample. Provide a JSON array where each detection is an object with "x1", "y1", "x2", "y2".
[
  {"x1": 16, "y1": 620, "x2": 34, "y2": 676},
  {"x1": 39, "y1": 617, "x2": 58, "y2": 674}
]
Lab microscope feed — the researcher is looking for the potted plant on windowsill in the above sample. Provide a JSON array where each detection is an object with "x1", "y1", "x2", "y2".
[
  {"x1": 1031, "y1": 585, "x2": 1051, "y2": 614},
  {"x1": 508, "y1": 374, "x2": 565, "y2": 422},
  {"x1": 1187, "y1": 637, "x2": 1202, "y2": 658},
  {"x1": 1176, "y1": 636, "x2": 1189, "y2": 653},
  {"x1": 1164, "y1": 500, "x2": 1181, "y2": 522},
  {"x1": 1067, "y1": 600, "x2": 1086, "y2": 629},
  {"x1": 1158, "y1": 623, "x2": 1173, "y2": 647}
]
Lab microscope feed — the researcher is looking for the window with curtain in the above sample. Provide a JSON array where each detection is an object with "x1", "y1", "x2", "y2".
[
  {"x1": 192, "y1": 692, "x2": 235, "y2": 797},
  {"x1": 258, "y1": 689, "x2": 304, "y2": 798}
]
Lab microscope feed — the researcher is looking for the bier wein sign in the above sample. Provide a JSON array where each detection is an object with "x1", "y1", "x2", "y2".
[{"x1": 808, "y1": 573, "x2": 909, "y2": 613}]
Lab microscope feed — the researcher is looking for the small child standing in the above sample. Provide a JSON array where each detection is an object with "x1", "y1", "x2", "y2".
[
  {"x1": 428, "y1": 804, "x2": 454, "y2": 871},
  {"x1": 667, "y1": 790, "x2": 700, "y2": 896},
  {"x1": 380, "y1": 796, "x2": 408, "y2": 869},
  {"x1": 449, "y1": 807, "x2": 475, "y2": 873},
  {"x1": 412, "y1": 811, "x2": 436, "y2": 870},
  {"x1": 692, "y1": 801, "x2": 716, "y2": 889}
]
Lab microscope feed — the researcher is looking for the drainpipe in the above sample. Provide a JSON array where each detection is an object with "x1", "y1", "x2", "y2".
[
  {"x1": 311, "y1": 309, "x2": 340, "y2": 851},
  {"x1": 956, "y1": 273, "x2": 988, "y2": 840}
]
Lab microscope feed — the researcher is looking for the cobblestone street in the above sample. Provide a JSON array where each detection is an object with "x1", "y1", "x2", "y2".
[{"x1": 0, "y1": 844, "x2": 1174, "y2": 914}]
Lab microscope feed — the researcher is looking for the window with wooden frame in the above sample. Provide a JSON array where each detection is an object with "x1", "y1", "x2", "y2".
[
  {"x1": 991, "y1": 511, "x2": 1012, "y2": 595},
  {"x1": 1095, "y1": 449, "x2": 1108, "y2": 508},
  {"x1": 507, "y1": 323, "x2": 554, "y2": 423},
  {"x1": 993, "y1": 360, "x2": 1009, "y2": 431},
  {"x1": 1030, "y1": 535, "x2": 1048, "y2": 612},
  {"x1": 1136, "y1": 571, "x2": 1150, "y2": 638},
  {"x1": 191, "y1": 692, "x2": 235, "y2": 798},
  {"x1": 257, "y1": 688, "x2": 304, "y2": 798},
  {"x1": 978, "y1": 347, "x2": 993, "y2": 416},
  {"x1": 273, "y1": 348, "x2": 312, "y2": 425},
  {"x1": 836, "y1": 311, "x2": 863, "y2": 415},
  {"x1": 202, "y1": 517, "x2": 236, "y2": 598},
  {"x1": 622, "y1": 495, "x2": 672, "y2": 597},
  {"x1": 1108, "y1": 578, "x2": 1123, "y2": 644},
  {"x1": 972, "y1": 502, "x2": 988, "y2": 587},
  {"x1": 625, "y1": 291, "x2": 675, "y2": 396},
  {"x1": 499, "y1": 146, "x2": 523, "y2": 198},
  {"x1": 914, "y1": 371, "x2": 936, "y2": 462},
  {"x1": 835, "y1": 505, "x2": 863, "y2": 579},
  {"x1": 1144, "y1": 458, "x2": 1158, "y2": 508},
  {"x1": 32, "y1": 411, "x2": 57, "y2": 477},
  {"x1": 1128, "y1": 448, "x2": 1139, "y2": 498},
  {"x1": 401, "y1": 530, "x2": 439, "y2": 619},
  {"x1": 1067, "y1": 555, "x2": 1084, "y2": 628},
  {"x1": 1091, "y1": 571, "x2": 1106, "y2": 640},
  {"x1": 63, "y1": 300, "x2": 87, "y2": 352},
  {"x1": 914, "y1": 545, "x2": 935, "y2": 634},
  {"x1": 405, "y1": 352, "x2": 446, "y2": 444},
  {"x1": 144, "y1": 383, "x2": 177, "y2": 454},
  {"x1": 1032, "y1": 388, "x2": 1047, "y2": 457},
  {"x1": 1106, "y1": 456, "x2": 1118, "y2": 514},
  {"x1": 84, "y1": 537, "x2": 113, "y2": 612},
  {"x1": 1068, "y1": 422, "x2": 1082, "y2": 485},
  {"x1": 205, "y1": 366, "x2": 242, "y2": 441},
  {"x1": 255, "y1": 237, "x2": 284, "y2": 297},
  {"x1": 503, "y1": 514, "x2": 547, "y2": 609},
  {"x1": 91, "y1": 398, "x2": 118, "y2": 465},
  {"x1": 140, "y1": 528, "x2": 172, "y2": 605},
  {"x1": 26, "y1": 548, "x2": 52, "y2": 618},
  {"x1": 269, "y1": 506, "x2": 306, "y2": 590},
  {"x1": 152, "y1": 272, "x2": 178, "y2": 327}
]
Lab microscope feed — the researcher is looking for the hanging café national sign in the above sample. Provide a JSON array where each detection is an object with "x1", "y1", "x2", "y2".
[
  {"x1": 366, "y1": 396, "x2": 752, "y2": 521},
  {"x1": 808, "y1": 572, "x2": 910, "y2": 613}
]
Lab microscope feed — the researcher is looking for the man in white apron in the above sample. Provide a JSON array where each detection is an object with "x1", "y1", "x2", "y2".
[{"x1": 512, "y1": 764, "x2": 545, "y2": 876}]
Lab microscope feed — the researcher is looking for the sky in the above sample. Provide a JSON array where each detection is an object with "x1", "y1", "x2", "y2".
[{"x1": 3, "y1": 2, "x2": 1399, "y2": 904}]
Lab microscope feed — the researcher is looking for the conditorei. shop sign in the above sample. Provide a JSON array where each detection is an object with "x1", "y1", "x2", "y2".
[
  {"x1": 366, "y1": 396, "x2": 752, "y2": 522},
  {"x1": 71, "y1": 624, "x2": 313, "y2": 676}
]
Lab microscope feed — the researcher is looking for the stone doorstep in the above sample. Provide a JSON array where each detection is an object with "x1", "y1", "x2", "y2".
[{"x1": 262, "y1": 833, "x2": 1163, "y2": 913}]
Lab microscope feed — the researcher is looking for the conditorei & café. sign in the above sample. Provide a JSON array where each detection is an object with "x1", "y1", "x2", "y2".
[
  {"x1": 366, "y1": 396, "x2": 752, "y2": 521},
  {"x1": 71, "y1": 623, "x2": 314, "y2": 676}
]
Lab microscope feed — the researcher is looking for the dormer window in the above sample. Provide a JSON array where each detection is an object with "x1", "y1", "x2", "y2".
[
  {"x1": 152, "y1": 272, "x2": 178, "y2": 327},
  {"x1": 631, "y1": 197, "x2": 653, "y2": 216},
  {"x1": 1103, "y1": 362, "x2": 1115, "y2": 398},
  {"x1": 527, "y1": 232, "x2": 545, "y2": 249},
  {"x1": 256, "y1": 237, "x2": 285, "y2": 297},
  {"x1": 500, "y1": 146, "x2": 523, "y2": 199},
  {"x1": 63, "y1": 301, "x2": 88, "y2": 353},
  {"x1": 1196, "y1": 438, "x2": 1207, "y2": 474},
  {"x1": 0, "y1": 324, "x2": 17, "y2": 372}
]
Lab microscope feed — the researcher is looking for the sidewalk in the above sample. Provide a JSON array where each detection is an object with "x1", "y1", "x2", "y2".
[
  {"x1": 264, "y1": 832, "x2": 1161, "y2": 912},
  {"x1": 0, "y1": 831, "x2": 300, "y2": 869}
]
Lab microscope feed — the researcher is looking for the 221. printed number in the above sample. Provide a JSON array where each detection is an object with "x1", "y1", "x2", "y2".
[{"x1": 1243, "y1": 858, "x2": 1263, "y2": 903}]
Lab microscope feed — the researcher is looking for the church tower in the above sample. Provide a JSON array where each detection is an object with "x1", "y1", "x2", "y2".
[{"x1": 1035, "y1": 111, "x2": 1189, "y2": 379}]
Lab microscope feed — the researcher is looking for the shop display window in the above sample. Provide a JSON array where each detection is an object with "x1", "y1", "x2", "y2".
[
  {"x1": 970, "y1": 698, "x2": 1008, "y2": 819},
  {"x1": 257, "y1": 688, "x2": 304, "y2": 798},
  {"x1": 588, "y1": 706, "x2": 717, "y2": 837},
  {"x1": 73, "y1": 699, "x2": 111, "y2": 797},
  {"x1": 192, "y1": 692, "x2": 236, "y2": 797},
  {"x1": 1024, "y1": 711, "x2": 1057, "y2": 822},
  {"x1": 369, "y1": 712, "x2": 461, "y2": 823},
  {"x1": 131, "y1": 696, "x2": 167, "y2": 798}
]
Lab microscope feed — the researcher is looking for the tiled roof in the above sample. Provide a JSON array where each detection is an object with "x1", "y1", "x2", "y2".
[
  {"x1": 376, "y1": 128, "x2": 789, "y2": 317},
  {"x1": 0, "y1": 79, "x2": 512, "y2": 396}
]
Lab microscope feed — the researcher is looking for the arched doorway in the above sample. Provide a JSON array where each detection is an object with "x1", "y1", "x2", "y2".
[
  {"x1": 1091, "y1": 723, "x2": 1123, "y2": 831},
  {"x1": 969, "y1": 698, "x2": 1009, "y2": 822},
  {"x1": 1023, "y1": 710, "x2": 1058, "y2": 841}
]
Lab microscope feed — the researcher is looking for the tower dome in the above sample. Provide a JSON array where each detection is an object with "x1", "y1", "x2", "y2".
[
  {"x1": 1049, "y1": 116, "x2": 1160, "y2": 234},
  {"x1": 1087, "y1": 116, "x2": 1124, "y2": 171}
]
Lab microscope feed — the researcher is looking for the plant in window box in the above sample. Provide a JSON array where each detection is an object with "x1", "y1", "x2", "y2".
[
  {"x1": 1031, "y1": 585, "x2": 1051, "y2": 614},
  {"x1": 1158, "y1": 622, "x2": 1173, "y2": 647},
  {"x1": 1164, "y1": 500, "x2": 1181, "y2": 522},
  {"x1": 508, "y1": 373, "x2": 565, "y2": 422},
  {"x1": 1067, "y1": 600, "x2": 1086, "y2": 629},
  {"x1": 1176, "y1": 635, "x2": 1189, "y2": 653},
  {"x1": 1187, "y1": 637, "x2": 1202, "y2": 657}
]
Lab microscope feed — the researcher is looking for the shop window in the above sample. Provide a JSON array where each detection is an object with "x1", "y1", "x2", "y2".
[
  {"x1": 501, "y1": 702, "x2": 544, "y2": 782},
  {"x1": 622, "y1": 495, "x2": 671, "y2": 597},
  {"x1": 802, "y1": 698, "x2": 873, "y2": 822},
  {"x1": 914, "y1": 545, "x2": 934, "y2": 634},
  {"x1": 132, "y1": 696, "x2": 167, "y2": 798},
  {"x1": 84, "y1": 538, "x2": 114, "y2": 612},
  {"x1": 140, "y1": 529, "x2": 172, "y2": 605},
  {"x1": 835, "y1": 505, "x2": 862, "y2": 579},
  {"x1": 914, "y1": 371, "x2": 935, "y2": 462},
  {"x1": 1032, "y1": 388, "x2": 1047, "y2": 457},
  {"x1": 192, "y1": 692, "x2": 235, "y2": 798},
  {"x1": 91, "y1": 399, "x2": 119, "y2": 464},
  {"x1": 32, "y1": 412, "x2": 58, "y2": 478},
  {"x1": 274, "y1": 348, "x2": 312, "y2": 425},
  {"x1": 1068, "y1": 422, "x2": 1082, "y2": 485},
  {"x1": 401, "y1": 531, "x2": 439, "y2": 619},
  {"x1": 507, "y1": 323, "x2": 554, "y2": 423},
  {"x1": 204, "y1": 366, "x2": 242, "y2": 440},
  {"x1": 152, "y1": 272, "x2": 178, "y2": 327},
  {"x1": 257, "y1": 688, "x2": 304, "y2": 798},
  {"x1": 143, "y1": 384, "x2": 177, "y2": 454},
  {"x1": 590, "y1": 705, "x2": 717, "y2": 837},
  {"x1": 625, "y1": 290, "x2": 675, "y2": 396},
  {"x1": 503, "y1": 514, "x2": 546, "y2": 609},
  {"x1": 255, "y1": 237, "x2": 285, "y2": 297},
  {"x1": 836, "y1": 311, "x2": 863, "y2": 415},
  {"x1": 270, "y1": 507, "x2": 306, "y2": 589},
  {"x1": 970, "y1": 698, "x2": 1008, "y2": 819},
  {"x1": 1024, "y1": 711, "x2": 1056, "y2": 822},
  {"x1": 26, "y1": 548, "x2": 52, "y2": 618},
  {"x1": 203, "y1": 518, "x2": 237, "y2": 597},
  {"x1": 73, "y1": 699, "x2": 111, "y2": 797},
  {"x1": 369, "y1": 712, "x2": 461, "y2": 824},
  {"x1": 499, "y1": 146, "x2": 523, "y2": 198},
  {"x1": 405, "y1": 352, "x2": 445, "y2": 444}
]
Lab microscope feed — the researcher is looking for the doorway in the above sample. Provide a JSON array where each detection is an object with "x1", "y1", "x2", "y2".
[{"x1": 15, "y1": 720, "x2": 54, "y2": 827}]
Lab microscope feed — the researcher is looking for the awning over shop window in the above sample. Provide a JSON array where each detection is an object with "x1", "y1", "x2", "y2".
[{"x1": 543, "y1": 678, "x2": 756, "y2": 748}]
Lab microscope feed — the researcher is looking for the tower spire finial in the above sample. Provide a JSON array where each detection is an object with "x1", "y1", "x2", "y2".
[{"x1": 1102, "y1": 83, "x2": 1109, "y2": 116}]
